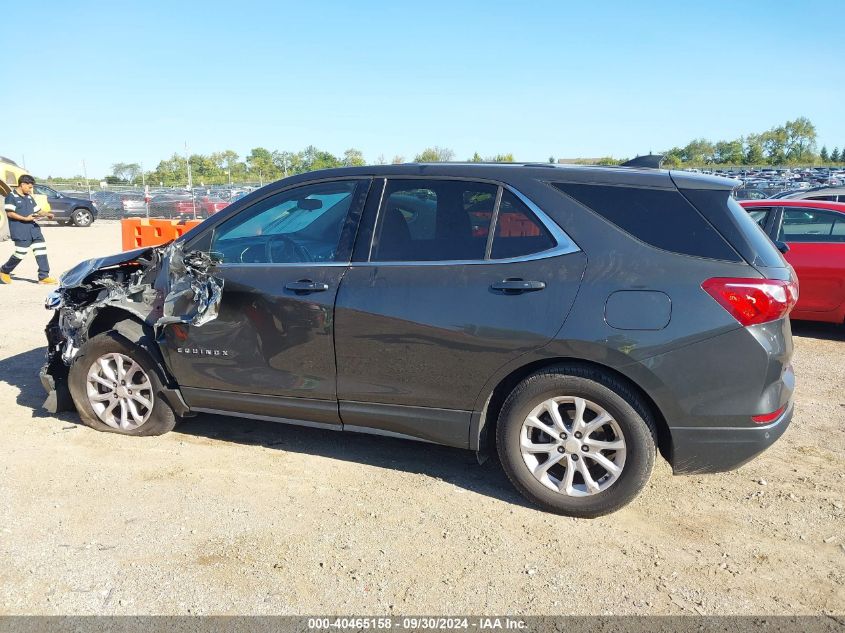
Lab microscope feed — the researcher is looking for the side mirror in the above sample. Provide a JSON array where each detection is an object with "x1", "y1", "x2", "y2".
[{"x1": 774, "y1": 240, "x2": 790, "y2": 254}]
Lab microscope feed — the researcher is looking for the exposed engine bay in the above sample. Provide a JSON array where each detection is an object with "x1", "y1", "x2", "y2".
[{"x1": 40, "y1": 242, "x2": 223, "y2": 413}]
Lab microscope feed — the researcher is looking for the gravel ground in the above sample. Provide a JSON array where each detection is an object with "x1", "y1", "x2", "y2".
[{"x1": 0, "y1": 222, "x2": 843, "y2": 616}]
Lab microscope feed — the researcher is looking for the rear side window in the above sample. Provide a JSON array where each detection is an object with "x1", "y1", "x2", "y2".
[
  {"x1": 682, "y1": 189, "x2": 785, "y2": 268},
  {"x1": 372, "y1": 179, "x2": 497, "y2": 261},
  {"x1": 778, "y1": 209, "x2": 845, "y2": 242},
  {"x1": 491, "y1": 190, "x2": 556, "y2": 259},
  {"x1": 553, "y1": 182, "x2": 740, "y2": 261}
]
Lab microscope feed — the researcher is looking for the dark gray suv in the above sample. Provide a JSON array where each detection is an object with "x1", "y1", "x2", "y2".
[{"x1": 41, "y1": 164, "x2": 797, "y2": 516}]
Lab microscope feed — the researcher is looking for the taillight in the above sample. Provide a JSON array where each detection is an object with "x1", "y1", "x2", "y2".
[
  {"x1": 752, "y1": 405, "x2": 786, "y2": 424},
  {"x1": 702, "y1": 277, "x2": 799, "y2": 326}
]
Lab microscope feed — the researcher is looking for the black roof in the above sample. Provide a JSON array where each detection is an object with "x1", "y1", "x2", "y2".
[{"x1": 273, "y1": 162, "x2": 737, "y2": 191}]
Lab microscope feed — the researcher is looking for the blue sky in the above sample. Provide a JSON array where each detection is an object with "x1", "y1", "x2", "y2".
[{"x1": 9, "y1": 0, "x2": 845, "y2": 177}]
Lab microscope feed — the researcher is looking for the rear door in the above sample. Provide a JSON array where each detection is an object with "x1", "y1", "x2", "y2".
[
  {"x1": 333, "y1": 178, "x2": 586, "y2": 446},
  {"x1": 776, "y1": 207, "x2": 845, "y2": 313}
]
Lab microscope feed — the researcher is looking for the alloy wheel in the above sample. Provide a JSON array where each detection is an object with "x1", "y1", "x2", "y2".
[
  {"x1": 519, "y1": 396, "x2": 626, "y2": 496},
  {"x1": 85, "y1": 353, "x2": 154, "y2": 430}
]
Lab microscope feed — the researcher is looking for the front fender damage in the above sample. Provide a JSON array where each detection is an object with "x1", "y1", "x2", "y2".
[{"x1": 40, "y1": 242, "x2": 223, "y2": 413}]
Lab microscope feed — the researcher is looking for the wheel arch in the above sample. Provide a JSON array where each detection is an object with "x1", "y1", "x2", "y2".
[
  {"x1": 472, "y1": 357, "x2": 672, "y2": 465},
  {"x1": 86, "y1": 308, "x2": 189, "y2": 415}
]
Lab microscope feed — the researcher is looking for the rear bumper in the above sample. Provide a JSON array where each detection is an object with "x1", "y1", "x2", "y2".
[{"x1": 669, "y1": 400, "x2": 793, "y2": 474}]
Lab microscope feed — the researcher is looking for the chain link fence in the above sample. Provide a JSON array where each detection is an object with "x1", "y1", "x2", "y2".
[{"x1": 42, "y1": 181, "x2": 264, "y2": 220}]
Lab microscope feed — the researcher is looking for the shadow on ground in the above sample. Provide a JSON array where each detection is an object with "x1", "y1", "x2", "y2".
[
  {"x1": 1, "y1": 345, "x2": 526, "y2": 508},
  {"x1": 177, "y1": 413, "x2": 527, "y2": 508},
  {"x1": 0, "y1": 347, "x2": 76, "y2": 420},
  {"x1": 791, "y1": 320, "x2": 845, "y2": 342}
]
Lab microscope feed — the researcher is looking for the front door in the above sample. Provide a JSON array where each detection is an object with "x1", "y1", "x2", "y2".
[
  {"x1": 334, "y1": 178, "x2": 586, "y2": 446},
  {"x1": 162, "y1": 178, "x2": 370, "y2": 425}
]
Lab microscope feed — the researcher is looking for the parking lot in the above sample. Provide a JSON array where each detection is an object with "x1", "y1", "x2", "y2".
[{"x1": 0, "y1": 222, "x2": 842, "y2": 616}]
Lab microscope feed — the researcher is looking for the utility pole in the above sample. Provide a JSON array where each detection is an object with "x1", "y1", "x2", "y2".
[
  {"x1": 82, "y1": 159, "x2": 92, "y2": 198},
  {"x1": 185, "y1": 141, "x2": 196, "y2": 219}
]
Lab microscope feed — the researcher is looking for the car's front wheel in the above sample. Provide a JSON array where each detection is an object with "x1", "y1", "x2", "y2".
[
  {"x1": 497, "y1": 365, "x2": 656, "y2": 517},
  {"x1": 71, "y1": 208, "x2": 94, "y2": 227},
  {"x1": 68, "y1": 332, "x2": 177, "y2": 436}
]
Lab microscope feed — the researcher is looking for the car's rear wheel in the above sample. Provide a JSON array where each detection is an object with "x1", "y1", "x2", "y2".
[
  {"x1": 71, "y1": 207, "x2": 94, "y2": 227},
  {"x1": 496, "y1": 365, "x2": 656, "y2": 517},
  {"x1": 68, "y1": 332, "x2": 177, "y2": 436}
]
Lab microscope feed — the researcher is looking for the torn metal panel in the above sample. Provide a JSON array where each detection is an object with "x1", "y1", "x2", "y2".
[
  {"x1": 41, "y1": 242, "x2": 224, "y2": 413},
  {"x1": 156, "y1": 243, "x2": 223, "y2": 330}
]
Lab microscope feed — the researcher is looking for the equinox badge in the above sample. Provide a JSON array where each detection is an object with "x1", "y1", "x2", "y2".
[{"x1": 177, "y1": 348, "x2": 230, "y2": 356}]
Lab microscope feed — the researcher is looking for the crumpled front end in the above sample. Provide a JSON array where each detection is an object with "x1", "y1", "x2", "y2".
[{"x1": 40, "y1": 242, "x2": 223, "y2": 413}]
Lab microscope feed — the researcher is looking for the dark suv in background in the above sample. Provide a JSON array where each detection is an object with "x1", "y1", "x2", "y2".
[
  {"x1": 34, "y1": 184, "x2": 98, "y2": 226},
  {"x1": 42, "y1": 163, "x2": 797, "y2": 516}
]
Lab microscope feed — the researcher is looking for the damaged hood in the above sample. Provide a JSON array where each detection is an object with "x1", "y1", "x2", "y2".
[{"x1": 59, "y1": 246, "x2": 161, "y2": 289}]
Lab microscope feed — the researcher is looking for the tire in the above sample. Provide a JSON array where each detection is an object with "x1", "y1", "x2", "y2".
[
  {"x1": 71, "y1": 207, "x2": 94, "y2": 227},
  {"x1": 68, "y1": 332, "x2": 177, "y2": 436},
  {"x1": 496, "y1": 365, "x2": 656, "y2": 517}
]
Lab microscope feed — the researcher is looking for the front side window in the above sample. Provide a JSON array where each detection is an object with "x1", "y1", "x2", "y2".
[
  {"x1": 210, "y1": 180, "x2": 362, "y2": 263},
  {"x1": 778, "y1": 208, "x2": 845, "y2": 242}
]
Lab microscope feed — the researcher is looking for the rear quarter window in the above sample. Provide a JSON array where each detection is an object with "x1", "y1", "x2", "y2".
[
  {"x1": 682, "y1": 190, "x2": 785, "y2": 269},
  {"x1": 552, "y1": 182, "x2": 741, "y2": 261}
]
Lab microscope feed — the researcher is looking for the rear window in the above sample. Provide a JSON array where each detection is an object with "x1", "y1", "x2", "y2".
[
  {"x1": 682, "y1": 189, "x2": 785, "y2": 269},
  {"x1": 552, "y1": 182, "x2": 741, "y2": 261}
]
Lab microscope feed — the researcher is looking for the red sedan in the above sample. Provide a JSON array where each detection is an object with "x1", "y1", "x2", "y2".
[{"x1": 740, "y1": 199, "x2": 845, "y2": 324}]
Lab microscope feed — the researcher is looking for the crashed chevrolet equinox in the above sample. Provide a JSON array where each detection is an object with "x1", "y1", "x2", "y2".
[{"x1": 41, "y1": 164, "x2": 797, "y2": 516}]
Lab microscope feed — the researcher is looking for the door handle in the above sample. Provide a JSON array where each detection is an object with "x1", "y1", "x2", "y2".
[
  {"x1": 491, "y1": 279, "x2": 546, "y2": 294},
  {"x1": 285, "y1": 280, "x2": 329, "y2": 293}
]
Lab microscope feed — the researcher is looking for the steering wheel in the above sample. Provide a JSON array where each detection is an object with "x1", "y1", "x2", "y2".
[{"x1": 265, "y1": 234, "x2": 312, "y2": 263}]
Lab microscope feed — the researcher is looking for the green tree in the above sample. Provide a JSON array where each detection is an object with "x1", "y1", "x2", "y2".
[
  {"x1": 831, "y1": 147, "x2": 841, "y2": 163},
  {"x1": 762, "y1": 127, "x2": 788, "y2": 165},
  {"x1": 149, "y1": 153, "x2": 188, "y2": 186},
  {"x1": 681, "y1": 139, "x2": 715, "y2": 164},
  {"x1": 246, "y1": 147, "x2": 279, "y2": 182},
  {"x1": 343, "y1": 148, "x2": 366, "y2": 167},
  {"x1": 783, "y1": 117, "x2": 817, "y2": 162},
  {"x1": 486, "y1": 153, "x2": 514, "y2": 162},
  {"x1": 820, "y1": 146, "x2": 829, "y2": 162},
  {"x1": 111, "y1": 162, "x2": 142, "y2": 183},
  {"x1": 744, "y1": 134, "x2": 765, "y2": 165},
  {"x1": 596, "y1": 157, "x2": 622, "y2": 165},
  {"x1": 272, "y1": 151, "x2": 299, "y2": 176},
  {"x1": 662, "y1": 147, "x2": 684, "y2": 167},
  {"x1": 714, "y1": 139, "x2": 744, "y2": 164},
  {"x1": 210, "y1": 150, "x2": 240, "y2": 182},
  {"x1": 189, "y1": 154, "x2": 219, "y2": 183},
  {"x1": 548, "y1": 156, "x2": 556, "y2": 164},
  {"x1": 469, "y1": 152, "x2": 483, "y2": 162},
  {"x1": 414, "y1": 146, "x2": 454, "y2": 162}
]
